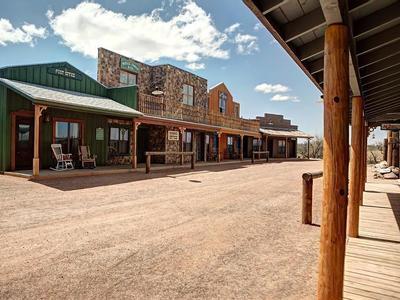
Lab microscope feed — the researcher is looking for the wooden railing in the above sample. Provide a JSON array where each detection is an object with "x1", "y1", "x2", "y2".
[
  {"x1": 251, "y1": 151, "x2": 269, "y2": 163},
  {"x1": 138, "y1": 93, "x2": 259, "y2": 132},
  {"x1": 145, "y1": 151, "x2": 195, "y2": 174},
  {"x1": 302, "y1": 171, "x2": 323, "y2": 224}
]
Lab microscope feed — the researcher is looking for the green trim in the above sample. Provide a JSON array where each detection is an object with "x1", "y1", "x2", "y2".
[{"x1": 120, "y1": 57, "x2": 141, "y2": 73}]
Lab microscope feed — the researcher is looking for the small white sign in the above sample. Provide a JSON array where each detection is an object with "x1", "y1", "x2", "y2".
[{"x1": 168, "y1": 130, "x2": 179, "y2": 141}]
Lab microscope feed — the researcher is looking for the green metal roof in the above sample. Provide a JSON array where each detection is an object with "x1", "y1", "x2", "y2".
[{"x1": 0, "y1": 78, "x2": 142, "y2": 118}]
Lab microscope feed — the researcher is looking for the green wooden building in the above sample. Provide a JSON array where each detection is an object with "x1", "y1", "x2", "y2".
[{"x1": 0, "y1": 62, "x2": 142, "y2": 175}]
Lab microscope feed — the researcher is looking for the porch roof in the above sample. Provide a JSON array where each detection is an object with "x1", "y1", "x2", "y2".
[
  {"x1": 0, "y1": 78, "x2": 142, "y2": 118},
  {"x1": 260, "y1": 128, "x2": 313, "y2": 139}
]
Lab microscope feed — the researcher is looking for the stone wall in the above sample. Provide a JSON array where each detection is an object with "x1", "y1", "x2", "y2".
[{"x1": 148, "y1": 125, "x2": 166, "y2": 164}]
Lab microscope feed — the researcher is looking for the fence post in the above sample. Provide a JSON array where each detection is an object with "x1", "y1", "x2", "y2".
[
  {"x1": 191, "y1": 152, "x2": 195, "y2": 169},
  {"x1": 302, "y1": 174, "x2": 313, "y2": 224},
  {"x1": 146, "y1": 154, "x2": 151, "y2": 174},
  {"x1": 252, "y1": 152, "x2": 255, "y2": 163}
]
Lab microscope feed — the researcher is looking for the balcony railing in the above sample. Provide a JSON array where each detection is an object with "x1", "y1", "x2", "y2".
[{"x1": 138, "y1": 93, "x2": 260, "y2": 132}]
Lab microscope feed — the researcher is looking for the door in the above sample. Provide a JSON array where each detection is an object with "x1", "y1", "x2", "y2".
[
  {"x1": 15, "y1": 117, "x2": 34, "y2": 170},
  {"x1": 196, "y1": 133, "x2": 204, "y2": 161}
]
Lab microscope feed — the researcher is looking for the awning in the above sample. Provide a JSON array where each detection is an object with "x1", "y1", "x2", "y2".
[
  {"x1": 260, "y1": 128, "x2": 313, "y2": 139},
  {"x1": 0, "y1": 78, "x2": 143, "y2": 118}
]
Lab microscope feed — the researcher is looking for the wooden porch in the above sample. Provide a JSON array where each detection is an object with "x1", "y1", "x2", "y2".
[{"x1": 344, "y1": 181, "x2": 400, "y2": 299}]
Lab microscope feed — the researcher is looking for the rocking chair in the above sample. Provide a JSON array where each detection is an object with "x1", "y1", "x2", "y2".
[
  {"x1": 50, "y1": 144, "x2": 74, "y2": 171},
  {"x1": 79, "y1": 145, "x2": 97, "y2": 168}
]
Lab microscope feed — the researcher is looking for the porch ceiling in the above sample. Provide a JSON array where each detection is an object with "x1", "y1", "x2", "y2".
[
  {"x1": 0, "y1": 78, "x2": 143, "y2": 118},
  {"x1": 243, "y1": 0, "x2": 400, "y2": 125}
]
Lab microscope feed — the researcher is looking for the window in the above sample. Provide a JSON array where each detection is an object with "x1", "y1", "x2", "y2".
[
  {"x1": 55, "y1": 121, "x2": 81, "y2": 154},
  {"x1": 182, "y1": 84, "x2": 194, "y2": 106},
  {"x1": 278, "y1": 140, "x2": 286, "y2": 155},
  {"x1": 234, "y1": 104, "x2": 239, "y2": 118},
  {"x1": 227, "y1": 136, "x2": 233, "y2": 146},
  {"x1": 18, "y1": 124, "x2": 30, "y2": 141},
  {"x1": 119, "y1": 70, "x2": 137, "y2": 86},
  {"x1": 109, "y1": 127, "x2": 130, "y2": 155},
  {"x1": 183, "y1": 131, "x2": 192, "y2": 152},
  {"x1": 219, "y1": 92, "x2": 227, "y2": 114},
  {"x1": 253, "y1": 138, "x2": 261, "y2": 151}
]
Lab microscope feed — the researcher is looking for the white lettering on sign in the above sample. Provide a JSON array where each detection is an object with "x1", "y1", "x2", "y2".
[
  {"x1": 168, "y1": 131, "x2": 180, "y2": 141},
  {"x1": 54, "y1": 68, "x2": 76, "y2": 78}
]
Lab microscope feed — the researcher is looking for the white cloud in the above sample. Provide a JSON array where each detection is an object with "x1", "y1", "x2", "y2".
[
  {"x1": 271, "y1": 94, "x2": 300, "y2": 102},
  {"x1": 117, "y1": 0, "x2": 127, "y2": 3},
  {"x1": 254, "y1": 23, "x2": 262, "y2": 31},
  {"x1": 224, "y1": 23, "x2": 240, "y2": 34},
  {"x1": 186, "y1": 62, "x2": 205, "y2": 70},
  {"x1": 254, "y1": 83, "x2": 290, "y2": 94},
  {"x1": 234, "y1": 33, "x2": 259, "y2": 55},
  {"x1": 47, "y1": 1, "x2": 229, "y2": 64},
  {"x1": 0, "y1": 18, "x2": 47, "y2": 47}
]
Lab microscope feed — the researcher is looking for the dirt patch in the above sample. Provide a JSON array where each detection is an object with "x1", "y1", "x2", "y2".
[{"x1": 0, "y1": 160, "x2": 323, "y2": 299}]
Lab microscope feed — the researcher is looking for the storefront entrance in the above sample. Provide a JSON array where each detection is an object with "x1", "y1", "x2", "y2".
[{"x1": 15, "y1": 116, "x2": 34, "y2": 170}]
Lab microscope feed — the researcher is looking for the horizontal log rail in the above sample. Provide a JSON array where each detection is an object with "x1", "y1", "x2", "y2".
[
  {"x1": 251, "y1": 151, "x2": 269, "y2": 163},
  {"x1": 145, "y1": 151, "x2": 195, "y2": 174},
  {"x1": 302, "y1": 171, "x2": 323, "y2": 224}
]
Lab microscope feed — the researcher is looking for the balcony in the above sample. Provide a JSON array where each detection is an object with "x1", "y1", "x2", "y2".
[{"x1": 138, "y1": 93, "x2": 260, "y2": 133}]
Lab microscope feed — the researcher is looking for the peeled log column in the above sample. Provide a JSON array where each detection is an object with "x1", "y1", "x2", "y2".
[
  {"x1": 383, "y1": 138, "x2": 388, "y2": 162},
  {"x1": 317, "y1": 24, "x2": 349, "y2": 300},
  {"x1": 392, "y1": 131, "x2": 399, "y2": 168},
  {"x1": 388, "y1": 131, "x2": 393, "y2": 166},
  {"x1": 348, "y1": 97, "x2": 363, "y2": 237}
]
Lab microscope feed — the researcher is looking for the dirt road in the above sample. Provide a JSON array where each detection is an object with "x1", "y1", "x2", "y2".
[{"x1": 0, "y1": 160, "x2": 323, "y2": 299}]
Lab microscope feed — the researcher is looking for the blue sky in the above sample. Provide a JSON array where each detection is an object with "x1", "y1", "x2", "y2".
[{"x1": 0, "y1": 0, "x2": 384, "y2": 141}]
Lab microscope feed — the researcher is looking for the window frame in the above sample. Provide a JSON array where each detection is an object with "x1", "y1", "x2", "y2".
[
  {"x1": 52, "y1": 118, "x2": 84, "y2": 155},
  {"x1": 182, "y1": 84, "x2": 194, "y2": 106},
  {"x1": 278, "y1": 139, "x2": 286, "y2": 155},
  {"x1": 219, "y1": 91, "x2": 227, "y2": 114},
  {"x1": 109, "y1": 126, "x2": 131, "y2": 156},
  {"x1": 119, "y1": 69, "x2": 137, "y2": 87}
]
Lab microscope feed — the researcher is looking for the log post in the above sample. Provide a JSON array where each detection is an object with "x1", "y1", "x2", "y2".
[
  {"x1": 258, "y1": 138, "x2": 261, "y2": 159},
  {"x1": 191, "y1": 152, "x2": 195, "y2": 169},
  {"x1": 217, "y1": 132, "x2": 222, "y2": 162},
  {"x1": 240, "y1": 134, "x2": 244, "y2": 161},
  {"x1": 363, "y1": 124, "x2": 368, "y2": 192},
  {"x1": 179, "y1": 127, "x2": 185, "y2": 165},
  {"x1": 317, "y1": 24, "x2": 349, "y2": 300},
  {"x1": 383, "y1": 138, "x2": 388, "y2": 162},
  {"x1": 302, "y1": 176, "x2": 313, "y2": 225},
  {"x1": 307, "y1": 138, "x2": 310, "y2": 159},
  {"x1": 131, "y1": 121, "x2": 140, "y2": 169},
  {"x1": 204, "y1": 133, "x2": 207, "y2": 162},
  {"x1": 146, "y1": 154, "x2": 151, "y2": 174},
  {"x1": 285, "y1": 137, "x2": 289, "y2": 158},
  {"x1": 392, "y1": 131, "x2": 399, "y2": 168},
  {"x1": 387, "y1": 130, "x2": 393, "y2": 166},
  {"x1": 348, "y1": 96, "x2": 363, "y2": 238},
  {"x1": 33, "y1": 105, "x2": 47, "y2": 176}
]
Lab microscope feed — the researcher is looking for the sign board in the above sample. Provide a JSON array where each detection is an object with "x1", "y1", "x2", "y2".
[
  {"x1": 120, "y1": 57, "x2": 140, "y2": 73},
  {"x1": 96, "y1": 127, "x2": 104, "y2": 141},
  {"x1": 381, "y1": 124, "x2": 400, "y2": 130},
  {"x1": 168, "y1": 130, "x2": 179, "y2": 141},
  {"x1": 47, "y1": 67, "x2": 83, "y2": 80}
]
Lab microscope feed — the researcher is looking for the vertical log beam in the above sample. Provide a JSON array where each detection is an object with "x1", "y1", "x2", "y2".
[
  {"x1": 33, "y1": 105, "x2": 46, "y2": 176},
  {"x1": 307, "y1": 138, "x2": 311, "y2": 159},
  {"x1": 131, "y1": 121, "x2": 140, "y2": 169},
  {"x1": 392, "y1": 131, "x2": 399, "y2": 168},
  {"x1": 217, "y1": 132, "x2": 222, "y2": 162},
  {"x1": 317, "y1": 24, "x2": 349, "y2": 300},
  {"x1": 387, "y1": 130, "x2": 393, "y2": 166},
  {"x1": 258, "y1": 138, "x2": 261, "y2": 159},
  {"x1": 204, "y1": 133, "x2": 207, "y2": 162},
  {"x1": 240, "y1": 134, "x2": 244, "y2": 161},
  {"x1": 383, "y1": 138, "x2": 388, "y2": 162},
  {"x1": 180, "y1": 127, "x2": 185, "y2": 165},
  {"x1": 302, "y1": 177, "x2": 313, "y2": 224},
  {"x1": 285, "y1": 137, "x2": 289, "y2": 158},
  {"x1": 348, "y1": 96, "x2": 363, "y2": 238},
  {"x1": 363, "y1": 124, "x2": 368, "y2": 192}
]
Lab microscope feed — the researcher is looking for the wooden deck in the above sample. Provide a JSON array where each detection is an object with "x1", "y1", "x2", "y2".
[{"x1": 344, "y1": 182, "x2": 400, "y2": 300}]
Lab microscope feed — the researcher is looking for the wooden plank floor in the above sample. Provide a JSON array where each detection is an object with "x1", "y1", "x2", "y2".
[{"x1": 344, "y1": 182, "x2": 400, "y2": 300}]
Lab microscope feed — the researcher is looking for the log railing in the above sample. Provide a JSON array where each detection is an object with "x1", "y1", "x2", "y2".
[
  {"x1": 251, "y1": 151, "x2": 269, "y2": 163},
  {"x1": 138, "y1": 93, "x2": 260, "y2": 132},
  {"x1": 145, "y1": 151, "x2": 195, "y2": 174},
  {"x1": 301, "y1": 171, "x2": 323, "y2": 224}
]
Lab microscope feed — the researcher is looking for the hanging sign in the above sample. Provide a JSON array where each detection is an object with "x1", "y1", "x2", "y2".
[
  {"x1": 47, "y1": 66, "x2": 83, "y2": 80},
  {"x1": 381, "y1": 124, "x2": 400, "y2": 130},
  {"x1": 120, "y1": 57, "x2": 140, "y2": 73},
  {"x1": 96, "y1": 127, "x2": 104, "y2": 141},
  {"x1": 168, "y1": 130, "x2": 179, "y2": 141}
]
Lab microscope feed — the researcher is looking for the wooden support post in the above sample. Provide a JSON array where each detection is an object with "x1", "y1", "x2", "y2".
[
  {"x1": 302, "y1": 177, "x2": 313, "y2": 225},
  {"x1": 317, "y1": 24, "x2": 349, "y2": 300},
  {"x1": 383, "y1": 138, "x2": 388, "y2": 162},
  {"x1": 265, "y1": 134, "x2": 268, "y2": 155},
  {"x1": 33, "y1": 105, "x2": 46, "y2": 176},
  {"x1": 191, "y1": 153, "x2": 195, "y2": 169},
  {"x1": 217, "y1": 132, "x2": 222, "y2": 162},
  {"x1": 131, "y1": 121, "x2": 140, "y2": 169},
  {"x1": 307, "y1": 138, "x2": 311, "y2": 159},
  {"x1": 179, "y1": 127, "x2": 185, "y2": 165},
  {"x1": 363, "y1": 124, "x2": 368, "y2": 192},
  {"x1": 392, "y1": 131, "x2": 399, "y2": 168},
  {"x1": 146, "y1": 154, "x2": 151, "y2": 174},
  {"x1": 349, "y1": 96, "x2": 363, "y2": 238},
  {"x1": 387, "y1": 130, "x2": 393, "y2": 166},
  {"x1": 204, "y1": 133, "x2": 207, "y2": 162},
  {"x1": 285, "y1": 137, "x2": 289, "y2": 158},
  {"x1": 258, "y1": 138, "x2": 261, "y2": 159},
  {"x1": 240, "y1": 134, "x2": 244, "y2": 161}
]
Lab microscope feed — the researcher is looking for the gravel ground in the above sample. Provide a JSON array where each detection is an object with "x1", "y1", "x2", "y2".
[{"x1": 0, "y1": 160, "x2": 323, "y2": 299}]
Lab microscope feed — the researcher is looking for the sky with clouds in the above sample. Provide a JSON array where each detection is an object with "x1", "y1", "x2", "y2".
[{"x1": 1, "y1": 0, "x2": 383, "y2": 141}]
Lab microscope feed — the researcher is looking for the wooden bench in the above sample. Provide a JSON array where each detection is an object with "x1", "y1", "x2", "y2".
[
  {"x1": 251, "y1": 151, "x2": 269, "y2": 163},
  {"x1": 145, "y1": 151, "x2": 195, "y2": 174}
]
